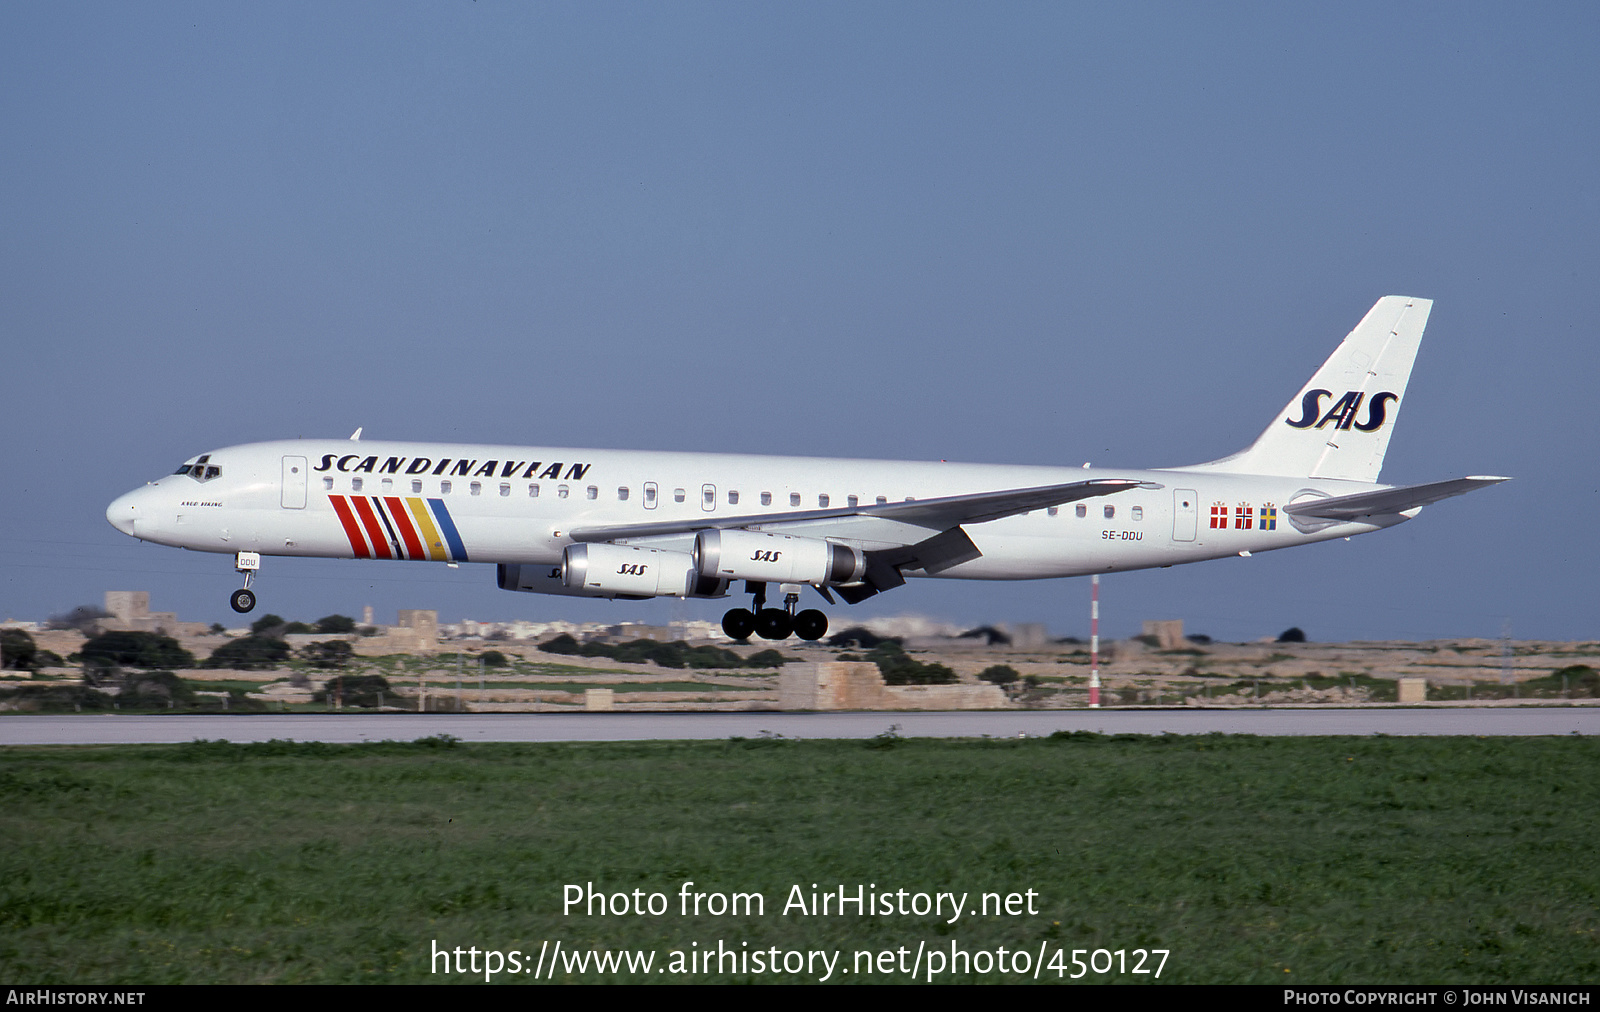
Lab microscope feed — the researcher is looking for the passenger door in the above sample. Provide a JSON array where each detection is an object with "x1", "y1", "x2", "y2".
[
  {"x1": 1172, "y1": 488, "x2": 1197, "y2": 541},
  {"x1": 281, "y1": 456, "x2": 307, "y2": 509}
]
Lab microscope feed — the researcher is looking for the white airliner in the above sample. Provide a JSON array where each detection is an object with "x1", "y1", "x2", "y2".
[{"x1": 107, "y1": 297, "x2": 1505, "y2": 641}]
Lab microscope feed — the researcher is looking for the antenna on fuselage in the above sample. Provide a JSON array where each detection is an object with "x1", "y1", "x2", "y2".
[{"x1": 349, "y1": 427, "x2": 363, "y2": 441}]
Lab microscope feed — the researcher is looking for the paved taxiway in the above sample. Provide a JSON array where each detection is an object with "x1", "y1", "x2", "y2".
[{"x1": 2, "y1": 707, "x2": 1596, "y2": 745}]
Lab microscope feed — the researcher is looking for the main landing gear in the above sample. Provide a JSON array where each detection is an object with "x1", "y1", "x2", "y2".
[
  {"x1": 721, "y1": 582, "x2": 829, "y2": 642},
  {"x1": 230, "y1": 552, "x2": 260, "y2": 613}
]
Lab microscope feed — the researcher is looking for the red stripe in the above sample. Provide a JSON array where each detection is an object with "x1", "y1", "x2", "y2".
[
  {"x1": 349, "y1": 497, "x2": 393, "y2": 559},
  {"x1": 384, "y1": 496, "x2": 426, "y2": 560},
  {"x1": 328, "y1": 496, "x2": 371, "y2": 559}
]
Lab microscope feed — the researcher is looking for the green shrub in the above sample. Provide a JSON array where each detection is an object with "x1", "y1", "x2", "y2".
[
  {"x1": 118, "y1": 670, "x2": 198, "y2": 708},
  {"x1": 538, "y1": 633, "x2": 583, "y2": 655},
  {"x1": 316, "y1": 674, "x2": 394, "y2": 708},
  {"x1": 868, "y1": 641, "x2": 957, "y2": 685},
  {"x1": 0, "y1": 683, "x2": 113, "y2": 712},
  {"x1": 540, "y1": 635, "x2": 792, "y2": 670},
  {"x1": 979, "y1": 664, "x2": 1020, "y2": 686},
  {"x1": 301, "y1": 640, "x2": 354, "y2": 669},
  {"x1": 1518, "y1": 665, "x2": 1600, "y2": 698},
  {"x1": 79, "y1": 631, "x2": 195, "y2": 669},
  {"x1": 204, "y1": 636, "x2": 291, "y2": 670},
  {"x1": 0, "y1": 629, "x2": 62, "y2": 671}
]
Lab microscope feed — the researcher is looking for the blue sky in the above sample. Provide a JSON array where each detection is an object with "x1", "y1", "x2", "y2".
[{"x1": 2, "y1": 2, "x2": 1595, "y2": 642}]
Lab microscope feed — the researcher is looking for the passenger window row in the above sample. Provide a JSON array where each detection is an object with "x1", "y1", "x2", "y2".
[
  {"x1": 321, "y1": 477, "x2": 932, "y2": 512},
  {"x1": 1056, "y1": 503, "x2": 1144, "y2": 520}
]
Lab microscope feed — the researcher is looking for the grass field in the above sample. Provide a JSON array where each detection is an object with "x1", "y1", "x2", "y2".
[{"x1": 0, "y1": 733, "x2": 1596, "y2": 983}]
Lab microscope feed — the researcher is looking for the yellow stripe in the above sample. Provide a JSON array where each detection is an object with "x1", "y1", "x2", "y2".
[{"x1": 407, "y1": 498, "x2": 448, "y2": 561}]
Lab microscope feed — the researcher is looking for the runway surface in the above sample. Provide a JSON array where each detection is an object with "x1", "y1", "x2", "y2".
[{"x1": 2, "y1": 706, "x2": 1597, "y2": 745}]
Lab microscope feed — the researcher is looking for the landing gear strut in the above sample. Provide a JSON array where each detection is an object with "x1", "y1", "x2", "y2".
[
  {"x1": 230, "y1": 552, "x2": 260, "y2": 613},
  {"x1": 721, "y1": 582, "x2": 829, "y2": 642}
]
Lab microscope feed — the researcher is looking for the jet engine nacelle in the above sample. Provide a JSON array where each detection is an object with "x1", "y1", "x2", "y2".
[
  {"x1": 694, "y1": 529, "x2": 865, "y2": 586},
  {"x1": 561, "y1": 543, "x2": 728, "y2": 598},
  {"x1": 499, "y1": 562, "x2": 641, "y2": 599}
]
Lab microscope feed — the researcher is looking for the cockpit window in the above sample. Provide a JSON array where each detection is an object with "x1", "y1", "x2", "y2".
[{"x1": 176, "y1": 454, "x2": 221, "y2": 482}]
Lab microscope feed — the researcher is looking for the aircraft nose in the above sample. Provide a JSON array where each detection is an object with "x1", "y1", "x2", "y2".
[{"x1": 107, "y1": 489, "x2": 142, "y2": 537}]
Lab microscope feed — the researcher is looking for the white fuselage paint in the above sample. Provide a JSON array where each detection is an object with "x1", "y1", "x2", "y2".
[
  {"x1": 105, "y1": 299, "x2": 1505, "y2": 622},
  {"x1": 107, "y1": 438, "x2": 1399, "y2": 585}
]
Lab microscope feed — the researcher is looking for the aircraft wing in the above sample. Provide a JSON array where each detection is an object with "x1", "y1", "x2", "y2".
[
  {"x1": 1282, "y1": 476, "x2": 1510, "y2": 520},
  {"x1": 567, "y1": 478, "x2": 1147, "y2": 546}
]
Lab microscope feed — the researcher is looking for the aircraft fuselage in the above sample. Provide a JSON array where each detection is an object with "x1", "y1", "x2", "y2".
[
  {"x1": 108, "y1": 438, "x2": 1397, "y2": 580},
  {"x1": 104, "y1": 296, "x2": 1505, "y2": 637}
]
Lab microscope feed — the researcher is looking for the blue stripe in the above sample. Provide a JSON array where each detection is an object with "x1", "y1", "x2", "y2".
[{"x1": 427, "y1": 498, "x2": 469, "y2": 562}]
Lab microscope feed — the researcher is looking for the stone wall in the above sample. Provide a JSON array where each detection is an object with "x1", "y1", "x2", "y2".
[
  {"x1": 96, "y1": 591, "x2": 209, "y2": 638},
  {"x1": 779, "y1": 661, "x2": 1009, "y2": 711},
  {"x1": 1141, "y1": 620, "x2": 1186, "y2": 650},
  {"x1": 349, "y1": 610, "x2": 440, "y2": 656}
]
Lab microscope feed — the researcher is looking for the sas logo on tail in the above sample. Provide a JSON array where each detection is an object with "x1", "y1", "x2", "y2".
[{"x1": 1285, "y1": 390, "x2": 1397, "y2": 432}]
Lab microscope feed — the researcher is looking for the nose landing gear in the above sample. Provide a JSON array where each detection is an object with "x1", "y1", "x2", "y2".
[
  {"x1": 721, "y1": 582, "x2": 830, "y2": 642},
  {"x1": 230, "y1": 552, "x2": 260, "y2": 613}
]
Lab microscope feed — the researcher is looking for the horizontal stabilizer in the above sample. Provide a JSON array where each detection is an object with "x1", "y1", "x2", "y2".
[{"x1": 1283, "y1": 476, "x2": 1509, "y2": 520}]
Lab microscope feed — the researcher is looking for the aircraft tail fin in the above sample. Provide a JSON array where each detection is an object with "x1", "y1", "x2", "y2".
[{"x1": 1178, "y1": 296, "x2": 1432, "y2": 482}]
